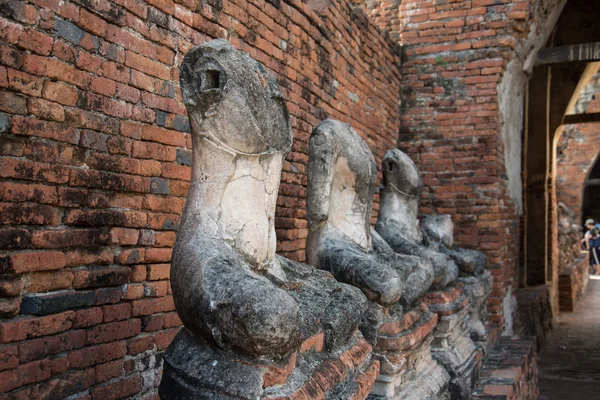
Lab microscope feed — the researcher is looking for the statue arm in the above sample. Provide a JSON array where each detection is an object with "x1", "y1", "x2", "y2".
[
  {"x1": 171, "y1": 237, "x2": 300, "y2": 357},
  {"x1": 307, "y1": 131, "x2": 335, "y2": 230}
]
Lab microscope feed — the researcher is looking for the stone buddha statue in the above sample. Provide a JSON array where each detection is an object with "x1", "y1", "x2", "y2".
[
  {"x1": 421, "y1": 214, "x2": 493, "y2": 348},
  {"x1": 375, "y1": 149, "x2": 459, "y2": 289},
  {"x1": 306, "y1": 119, "x2": 434, "y2": 311},
  {"x1": 306, "y1": 119, "x2": 450, "y2": 399},
  {"x1": 375, "y1": 148, "x2": 486, "y2": 398},
  {"x1": 160, "y1": 40, "x2": 377, "y2": 399}
]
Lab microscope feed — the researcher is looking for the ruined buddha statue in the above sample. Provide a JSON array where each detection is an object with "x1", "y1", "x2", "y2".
[
  {"x1": 421, "y1": 214, "x2": 493, "y2": 350},
  {"x1": 375, "y1": 148, "x2": 485, "y2": 399},
  {"x1": 160, "y1": 40, "x2": 378, "y2": 399},
  {"x1": 306, "y1": 119, "x2": 450, "y2": 399},
  {"x1": 375, "y1": 149, "x2": 459, "y2": 289}
]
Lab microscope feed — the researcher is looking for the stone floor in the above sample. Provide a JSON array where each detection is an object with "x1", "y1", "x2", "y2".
[{"x1": 539, "y1": 276, "x2": 600, "y2": 399}]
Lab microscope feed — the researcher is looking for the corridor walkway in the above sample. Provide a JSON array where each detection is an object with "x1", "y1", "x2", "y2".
[{"x1": 539, "y1": 277, "x2": 600, "y2": 399}]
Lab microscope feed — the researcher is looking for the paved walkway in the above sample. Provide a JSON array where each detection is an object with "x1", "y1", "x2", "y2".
[{"x1": 539, "y1": 277, "x2": 600, "y2": 400}]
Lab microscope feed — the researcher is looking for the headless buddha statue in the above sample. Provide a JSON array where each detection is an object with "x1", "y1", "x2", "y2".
[
  {"x1": 375, "y1": 149, "x2": 482, "y2": 399},
  {"x1": 375, "y1": 149, "x2": 459, "y2": 289},
  {"x1": 160, "y1": 40, "x2": 377, "y2": 400},
  {"x1": 306, "y1": 120, "x2": 450, "y2": 399},
  {"x1": 421, "y1": 214, "x2": 493, "y2": 350}
]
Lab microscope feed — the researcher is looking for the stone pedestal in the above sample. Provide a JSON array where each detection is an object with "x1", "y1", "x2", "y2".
[
  {"x1": 161, "y1": 329, "x2": 379, "y2": 400},
  {"x1": 367, "y1": 302, "x2": 450, "y2": 399},
  {"x1": 423, "y1": 283, "x2": 479, "y2": 400}
]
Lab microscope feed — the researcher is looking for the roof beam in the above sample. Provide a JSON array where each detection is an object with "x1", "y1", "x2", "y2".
[
  {"x1": 563, "y1": 112, "x2": 600, "y2": 125},
  {"x1": 537, "y1": 42, "x2": 600, "y2": 65}
]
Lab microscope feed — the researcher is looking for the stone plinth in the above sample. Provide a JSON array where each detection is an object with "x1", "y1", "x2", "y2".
[
  {"x1": 368, "y1": 302, "x2": 450, "y2": 399},
  {"x1": 423, "y1": 283, "x2": 479, "y2": 399},
  {"x1": 161, "y1": 329, "x2": 379, "y2": 400}
]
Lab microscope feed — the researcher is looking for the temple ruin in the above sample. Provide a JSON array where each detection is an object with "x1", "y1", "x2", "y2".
[{"x1": 0, "y1": 0, "x2": 599, "y2": 399}]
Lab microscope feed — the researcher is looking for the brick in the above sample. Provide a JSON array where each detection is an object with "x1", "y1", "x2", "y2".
[
  {"x1": 80, "y1": 9, "x2": 108, "y2": 37},
  {"x1": 90, "y1": 372, "x2": 142, "y2": 400},
  {"x1": 141, "y1": 92, "x2": 186, "y2": 115},
  {"x1": 64, "y1": 248, "x2": 114, "y2": 267},
  {"x1": 103, "y1": 303, "x2": 132, "y2": 322},
  {"x1": 0, "y1": 275, "x2": 23, "y2": 297},
  {"x1": 127, "y1": 335, "x2": 154, "y2": 355},
  {"x1": 109, "y1": 227, "x2": 140, "y2": 245},
  {"x1": 153, "y1": 327, "x2": 179, "y2": 350},
  {"x1": 55, "y1": 16, "x2": 85, "y2": 45},
  {"x1": 161, "y1": 163, "x2": 191, "y2": 181},
  {"x1": 73, "y1": 307, "x2": 104, "y2": 328},
  {"x1": 138, "y1": 229, "x2": 155, "y2": 245},
  {"x1": 20, "y1": 290, "x2": 96, "y2": 315},
  {"x1": 124, "y1": 283, "x2": 144, "y2": 299},
  {"x1": 155, "y1": 231, "x2": 176, "y2": 247},
  {"x1": 132, "y1": 296, "x2": 174, "y2": 316},
  {"x1": 30, "y1": 228, "x2": 109, "y2": 249},
  {"x1": 65, "y1": 108, "x2": 119, "y2": 134},
  {"x1": 23, "y1": 53, "x2": 90, "y2": 88},
  {"x1": 11, "y1": 116, "x2": 80, "y2": 144},
  {"x1": 0, "y1": 297, "x2": 21, "y2": 318},
  {"x1": 18, "y1": 329, "x2": 86, "y2": 363},
  {"x1": 141, "y1": 125, "x2": 186, "y2": 147},
  {"x1": 0, "y1": 158, "x2": 70, "y2": 185},
  {"x1": 125, "y1": 51, "x2": 170, "y2": 80},
  {"x1": 23, "y1": 269, "x2": 74, "y2": 293},
  {"x1": 0, "y1": 91, "x2": 27, "y2": 115},
  {"x1": 116, "y1": 82, "x2": 141, "y2": 103},
  {"x1": 0, "y1": 311, "x2": 75, "y2": 343},
  {"x1": 107, "y1": 135, "x2": 134, "y2": 155},
  {"x1": 90, "y1": 76, "x2": 117, "y2": 97},
  {"x1": 147, "y1": 263, "x2": 170, "y2": 280},
  {"x1": 8, "y1": 251, "x2": 66, "y2": 274},
  {"x1": 72, "y1": 266, "x2": 131, "y2": 289},
  {"x1": 95, "y1": 287, "x2": 124, "y2": 305},
  {"x1": 68, "y1": 340, "x2": 127, "y2": 368},
  {"x1": 132, "y1": 140, "x2": 177, "y2": 161},
  {"x1": 142, "y1": 195, "x2": 184, "y2": 214},
  {"x1": 68, "y1": 169, "x2": 150, "y2": 193},
  {"x1": 42, "y1": 81, "x2": 79, "y2": 106},
  {"x1": 95, "y1": 359, "x2": 123, "y2": 383},
  {"x1": 0, "y1": 229, "x2": 31, "y2": 250},
  {"x1": 18, "y1": 28, "x2": 53, "y2": 55},
  {"x1": 85, "y1": 319, "x2": 141, "y2": 345},
  {"x1": 144, "y1": 281, "x2": 168, "y2": 297},
  {"x1": 0, "y1": 112, "x2": 11, "y2": 133},
  {"x1": 7, "y1": 68, "x2": 43, "y2": 96},
  {"x1": 0, "y1": 359, "x2": 52, "y2": 392},
  {"x1": 0, "y1": 344, "x2": 19, "y2": 372}
]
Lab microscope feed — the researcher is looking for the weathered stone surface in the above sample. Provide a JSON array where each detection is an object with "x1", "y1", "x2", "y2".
[
  {"x1": 375, "y1": 149, "x2": 458, "y2": 290},
  {"x1": 306, "y1": 120, "x2": 449, "y2": 399},
  {"x1": 307, "y1": 120, "x2": 434, "y2": 309},
  {"x1": 420, "y1": 214, "x2": 493, "y2": 350},
  {"x1": 375, "y1": 148, "x2": 487, "y2": 399},
  {"x1": 161, "y1": 40, "x2": 375, "y2": 399}
]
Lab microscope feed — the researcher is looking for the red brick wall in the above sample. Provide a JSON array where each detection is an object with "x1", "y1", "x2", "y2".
[
  {"x1": 363, "y1": 0, "x2": 563, "y2": 336},
  {"x1": 0, "y1": 0, "x2": 401, "y2": 397},
  {"x1": 556, "y1": 122, "x2": 600, "y2": 223}
]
